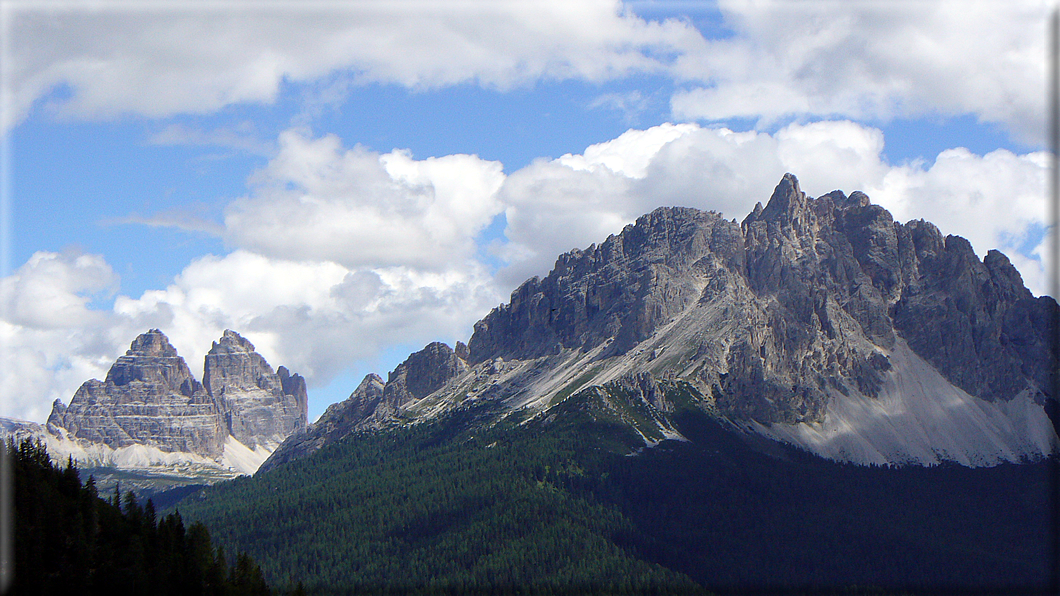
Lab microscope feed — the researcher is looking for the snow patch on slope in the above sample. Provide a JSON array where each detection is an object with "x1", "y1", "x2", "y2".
[{"x1": 751, "y1": 339, "x2": 1059, "y2": 467}]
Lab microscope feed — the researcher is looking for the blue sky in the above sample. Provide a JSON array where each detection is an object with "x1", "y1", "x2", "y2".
[{"x1": 1, "y1": 0, "x2": 1053, "y2": 425}]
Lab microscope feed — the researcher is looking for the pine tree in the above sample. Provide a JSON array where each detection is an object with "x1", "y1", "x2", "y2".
[{"x1": 9, "y1": 438, "x2": 274, "y2": 595}]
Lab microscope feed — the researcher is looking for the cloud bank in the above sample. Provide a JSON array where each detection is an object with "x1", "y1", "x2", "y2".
[
  {"x1": 224, "y1": 128, "x2": 505, "y2": 270},
  {"x1": 5, "y1": 1, "x2": 1048, "y2": 143},
  {"x1": 672, "y1": 0, "x2": 1048, "y2": 143},
  {"x1": 4, "y1": 0, "x2": 698, "y2": 132}
]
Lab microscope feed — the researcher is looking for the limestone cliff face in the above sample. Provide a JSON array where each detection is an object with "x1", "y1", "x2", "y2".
[
  {"x1": 47, "y1": 329, "x2": 227, "y2": 458},
  {"x1": 261, "y1": 343, "x2": 465, "y2": 472},
  {"x1": 264, "y1": 173, "x2": 1057, "y2": 470},
  {"x1": 467, "y1": 174, "x2": 1056, "y2": 424},
  {"x1": 204, "y1": 330, "x2": 308, "y2": 448},
  {"x1": 890, "y1": 231, "x2": 1056, "y2": 403},
  {"x1": 378, "y1": 342, "x2": 468, "y2": 414},
  {"x1": 259, "y1": 373, "x2": 383, "y2": 472},
  {"x1": 467, "y1": 207, "x2": 745, "y2": 362},
  {"x1": 49, "y1": 329, "x2": 308, "y2": 459}
]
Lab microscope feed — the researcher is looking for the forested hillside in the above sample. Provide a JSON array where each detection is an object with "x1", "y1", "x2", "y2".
[
  {"x1": 9, "y1": 439, "x2": 277, "y2": 596},
  {"x1": 177, "y1": 402, "x2": 697, "y2": 594},
  {"x1": 176, "y1": 386, "x2": 1057, "y2": 594}
]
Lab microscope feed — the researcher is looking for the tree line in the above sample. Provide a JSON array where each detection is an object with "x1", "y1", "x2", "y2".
[{"x1": 8, "y1": 438, "x2": 294, "y2": 596}]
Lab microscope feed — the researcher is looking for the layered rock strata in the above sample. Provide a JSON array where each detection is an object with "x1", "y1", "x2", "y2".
[
  {"x1": 48, "y1": 330, "x2": 227, "y2": 457},
  {"x1": 468, "y1": 174, "x2": 1056, "y2": 422},
  {"x1": 204, "y1": 330, "x2": 308, "y2": 448},
  {"x1": 49, "y1": 329, "x2": 308, "y2": 459}
]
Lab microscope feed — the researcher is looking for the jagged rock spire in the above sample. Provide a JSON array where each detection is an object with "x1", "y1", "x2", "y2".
[
  {"x1": 49, "y1": 328, "x2": 309, "y2": 458},
  {"x1": 204, "y1": 329, "x2": 308, "y2": 448},
  {"x1": 48, "y1": 329, "x2": 225, "y2": 457}
]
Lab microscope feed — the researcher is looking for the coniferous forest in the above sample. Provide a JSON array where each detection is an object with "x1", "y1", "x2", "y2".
[
  {"x1": 8, "y1": 438, "x2": 280, "y2": 596},
  {"x1": 171, "y1": 396, "x2": 1058, "y2": 595}
]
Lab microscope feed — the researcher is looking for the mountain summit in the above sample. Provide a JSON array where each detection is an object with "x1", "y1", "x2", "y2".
[
  {"x1": 266, "y1": 174, "x2": 1057, "y2": 470},
  {"x1": 28, "y1": 329, "x2": 309, "y2": 483}
]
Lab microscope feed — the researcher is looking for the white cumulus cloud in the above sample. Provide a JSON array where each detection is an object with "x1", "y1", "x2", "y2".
[
  {"x1": 497, "y1": 121, "x2": 1050, "y2": 296},
  {"x1": 0, "y1": 252, "x2": 127, "y2": 422},
  {"x1": 672, "y1": 0, "x2": 1049, "y2": 144},
  {"x1": 3, "y1": 0, "x2": 701, "y2": 133},
  {"x1": 5, "y1": 1, "x2": 1047, "y2": 145},
  {"x1": 0, "y1": 250, "x2": 118, "y2": 329},
  {"x1": 224, "y1": 128, "x2": 506, "y2": 271}
]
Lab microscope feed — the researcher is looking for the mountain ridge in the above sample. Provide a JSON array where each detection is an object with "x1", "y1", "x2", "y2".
[
  {"x1": 2, "y1": 329, "x2": 309, "y2": 492},
  {"x1": 264, "y1": 173, "x2": 1058, "y2": 471}
]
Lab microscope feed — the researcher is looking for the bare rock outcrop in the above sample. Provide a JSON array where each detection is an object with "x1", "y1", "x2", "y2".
[
  {"x1": 467, "y1": 207, "x2": 744, "y2": 362},
  {"x1": 48, "y1": 329, "x2": 309, "y2": 460},
  {"x1": 261, "y1": 173, "x2": 1057, "y2": 470},
  {"x1": 380, "y1": 342, "x2": 468, "y2": 411},
  {"x1": 468, "y1": 174, "x2": 1056, "y2": 424},
  {"x1": 261, "y1": 342, "x2": 467, "y2": 472},
  {"x1": 47, "y1": 329, "x2": 227, "y2": 457},
  {"x1": 259, "y1": 373, "x2": 384, "y2": 472},
  {"x1": 892, "y1": 233, "x2": 1057, "y2": 402},
  {"x1": 204, "y1": 330, "x2": 308, "y2": 448}
]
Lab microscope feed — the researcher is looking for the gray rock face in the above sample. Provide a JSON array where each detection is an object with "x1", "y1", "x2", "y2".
[
  {"x1": 468, "y1": 207, "x2": 745, "y2": 362},
  {"x1": 259, "y1": 373, "x2": 384, "y2": 472},
  {"x1": 261, "y1": 342, "x2": 467, "y2": 472},
  {"x1": 613, "y1": 372, "x2": 673, "y2": 414},
  {"x1": 47, "y1": 329, "x2": 227, "y2": 457},
  {"x1": 262, "y1": 173, "x2": 1057, "y2": 470},
  {"x1": 469, "y1": 173, "x2": 1056, "y2": 423},
  {"x1": 891, "y1": 234, "x2": 1056, "y2": 402},
  {"x1": 381, "y1": 342, "x2": 468, "y2": 411},
  {"x1": 204, "y1": 330, "x2": 308, "y2": 448},
  {"x1": 49, "y1": 329, "x2": 309, "y2": 459}
]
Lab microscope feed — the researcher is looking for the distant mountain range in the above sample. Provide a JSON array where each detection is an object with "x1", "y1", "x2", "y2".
[
  {"x1": 5, "y1": 173, "x2": 1056, "y2": 497},
  {"x1": 264, "y1": 173, "x2": 1058, "y2": 472},
  {"x1": 2, "y1": 329, "x2": 307, "y2": 492},
  {"x1": 8, "y1": 173, "x2": 1056, "y2": 592}
]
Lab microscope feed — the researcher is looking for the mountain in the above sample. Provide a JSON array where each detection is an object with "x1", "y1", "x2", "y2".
[
  {"x1": 4, "y1": 329, "x2": 307, "y2": 493},
  {"x1": 48, "y1": 330, "x2": 229, "y2": 458},
  {"x1": 264, "y1": 173, "x2": 1057, "y2": 471},
  {"x1": 203, "y1": 329, "x2": 308, "y2": 449},
  {"x1": 176, "y1": 173, "x2": 1057, "y2": 593}
]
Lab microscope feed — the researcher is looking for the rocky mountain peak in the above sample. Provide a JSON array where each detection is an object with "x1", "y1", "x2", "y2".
[
  {"x1": 260, "y1": 361, "x2": 444, "y2": 472},
  {"x1": 756, "y1": 172, "x2": 807, "y2": 223},
  {"x1": 47, "y1": 328, "x2": 308, "y2": 459},
  {"x1": 50, "y1": 330, "x2": 226, "y2": 457},
  {"x1": 127, "y1": 328, "x2": 179, "y2": 357},
  {"x1": 468, "y1": 174, "x2": 1054, "y2": 422},
  {"x1": 354, "y1": 373, "x2": 386, "y2": 397},
  {"x1": 468, "y1": 206, "x2": 742, "y2": 364},
  {"x1": 212, "y1": 328, "x2": 257, "y2": 353},
  {"x1": 203, "y1": 329, "x2": 307, "y2": 448},
  {"x1": 278, "y1": 366, "x2": 309, "y2": 410},
  {"x1": 845, "y1": 190, "x2": 871, "y2": 208},
  {"x1": 203, "y1": 330, "x2": 276, "y2": 396},
  {"x1": 384, "y1": 342, "x2": 467, "y2": 408},
  {"x1": 104, "y1": 329, "x2": 196, "y2": 391},
  {"x1": 263, "y1": 173, "x2": 1056, "y2": 471}
]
